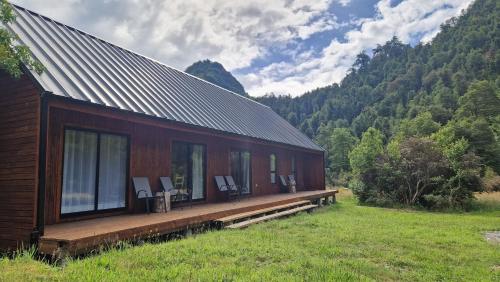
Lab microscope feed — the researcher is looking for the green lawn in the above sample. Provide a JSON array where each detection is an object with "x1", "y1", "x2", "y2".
[{"x1": 1, "y1": 192, "x2": 499, "y2": 281}]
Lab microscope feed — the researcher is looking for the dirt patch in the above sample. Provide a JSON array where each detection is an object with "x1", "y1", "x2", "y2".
[{"x1": 484, "y1": 231, "x2": 500, "y2": 244}]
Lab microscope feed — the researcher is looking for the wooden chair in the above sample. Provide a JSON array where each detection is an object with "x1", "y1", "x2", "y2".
[
  {"x1": 224, "y1": 175, "x2": 241, "y2": 200},
  {"x1": 214, "y1": 176, "x2": 236, "y2": 201},
  {"x1": 162, "y1": 176, "x2": 191, "y2": 204},
  {"x1": 174, "y1": 175, "x2": 185, "y2": 190},
  {"x1": 279, "y1": 175, "x2": 288, "y2": 193},
  {"x1": 132, "y1": 177, "x2": 166, "y2": 213},
  {"x1": 160, "y1": 176, "x2": 192, "y2": 203}
]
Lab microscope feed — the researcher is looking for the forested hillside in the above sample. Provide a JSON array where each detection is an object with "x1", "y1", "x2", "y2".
[
  {"x1": 255, "y1": 0, "x2": 499, "y2": 209},
  {"x1": 257, "y1": 0, "x2": 498, "y2": 140},
  {"x1": 185, "y1": 60, "x2": 247, "y2": 96}
]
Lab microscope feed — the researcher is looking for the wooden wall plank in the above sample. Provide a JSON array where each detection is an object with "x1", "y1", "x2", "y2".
[{"x1": 0, "y1": 72, "x2": 40, "y2": 251}]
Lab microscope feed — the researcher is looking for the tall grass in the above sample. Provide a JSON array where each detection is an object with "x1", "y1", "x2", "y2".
[{"x1": 0, "y1": 192, "x2": 498, "y2": 281}]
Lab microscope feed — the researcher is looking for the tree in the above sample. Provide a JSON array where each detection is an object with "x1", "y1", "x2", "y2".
[
  {"x1": 456, "y1": 80, "x2": 500, "y2": 121},
  {"x1": 0, "y1": 0, "x2": 43, "y2": 78},
  {"x1": 353, "y1": 52, "x2": 370, "y2": 72},
  {"x1": 397, "y1": 112, "x2": 441, "y2": 138},
  {"x1": 348, "y1": 128, "x2": 384, "y2": 203},
  {"x1": 329, "y1": 128, "x2": 358, "y2": 175},
  {"x1": 397, "y1": 138, "x2": 449, "y2": 205},
  {"x1": 287, "y1": 112, "x2": 298, "y2": 126},
  {"x1": 349, "y1": 127, "x2": 384, "y2": 176}
]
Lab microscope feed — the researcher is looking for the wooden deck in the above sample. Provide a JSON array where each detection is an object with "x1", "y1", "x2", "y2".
[{"x1": 39, "y1": 190, "x2": 336, "y2": 256}]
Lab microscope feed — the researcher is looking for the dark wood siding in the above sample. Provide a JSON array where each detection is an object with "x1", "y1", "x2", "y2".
[
  {"x1": 0, "y1": 73, "x2": 40, "y2": 250},
  {"x1": 45, "y1": 98, "x2": 325, "y2": 224}
]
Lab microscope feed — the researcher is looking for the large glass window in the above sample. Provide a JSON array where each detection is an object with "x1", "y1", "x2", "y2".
[
  {"x1": 62, "y1": 129, "x2": 128, "y2": 214},
  {"x1": 270, "y1": 154, "x2": 277, "y2": 184},
  {"x1": 231, "y1": 150, "x2": 251, "y2": 194},
  {"x1": 171, "y1": 142, "x2": 206, "y2": 201},
  {"x1": 98, "y1": 134, "x2": 128, "y2": 210}
]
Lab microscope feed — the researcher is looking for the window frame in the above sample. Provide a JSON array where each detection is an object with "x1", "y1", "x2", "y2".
[
  {"x1": 170, "y1": 140, "x2": 207, "y2": 202},
  {"x1": 60, "y1": 127, "x2": 130, "y2": 218}
]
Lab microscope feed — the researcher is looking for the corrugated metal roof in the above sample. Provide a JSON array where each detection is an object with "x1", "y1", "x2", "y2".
[{"x1": 8, "y1": 4, "x2": 322, "y2": 151}]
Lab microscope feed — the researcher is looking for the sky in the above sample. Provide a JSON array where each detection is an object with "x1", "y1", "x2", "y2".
[{"x1": 11, "y1": 0, "x2": 474, "y2": 97}]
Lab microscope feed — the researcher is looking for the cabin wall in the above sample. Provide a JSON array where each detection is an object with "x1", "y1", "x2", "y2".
[
  {"x1": 44, "y1": 98, "x2": 325, "y2": 224},
  {"x1": 0, "y1": 73, "x2": 40, "y2": 250}
]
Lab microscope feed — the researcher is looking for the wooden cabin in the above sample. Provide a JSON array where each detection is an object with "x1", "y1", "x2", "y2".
[{"x1": 0, "y1": 5, "x2": 326, "y2": 254}]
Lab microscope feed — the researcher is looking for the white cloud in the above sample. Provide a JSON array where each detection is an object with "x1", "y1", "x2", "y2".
[
  {"x1": 12, "y1": 0, "x2": 473, "y2": 97},
  {"x1": 12, "y1": 0, "x2": 334, "y2": 71},
  {"x1": 337, "y1": 0, "x2": 352, "y2": 7},
  {"x1": 241, "y1": 0, "x2": 474, "y2": 96}
]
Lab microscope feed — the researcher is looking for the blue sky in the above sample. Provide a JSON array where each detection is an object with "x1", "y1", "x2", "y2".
[{"x1": 12, "y1": 0, "x2": 473, "y2": 97}]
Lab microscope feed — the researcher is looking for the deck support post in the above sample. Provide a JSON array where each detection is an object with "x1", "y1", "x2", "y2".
[{"x1": 327, "y1": 195, "x2": 336, "y2": 205}]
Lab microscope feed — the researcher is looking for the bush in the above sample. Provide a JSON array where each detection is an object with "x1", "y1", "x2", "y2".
[
  {"x1": 332, "y1": 170, "x2": 351, "y2": 187},
  {"x1": 349, "y1": 136, "x2": 480, "y2": 210},
  {"x1": 483, "y1": 167, "x2": 500, "y2": 192},
  {"x1": 483, "y1": 175, "x2": 500, "y2": 192}
]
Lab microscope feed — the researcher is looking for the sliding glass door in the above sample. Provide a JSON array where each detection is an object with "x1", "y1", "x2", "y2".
[
  {"x1": 171, "y1": 142, "x2": 206, "y2": 201},
  {"x1": 61, "y1": 129, "x2": 128, "y2": 215},
  {"x1": 98, "y1": 134, "x2": 128, "y2": 209},
  {"x1": 230, "y1": 150, "x2": 251, "y2": 194}
]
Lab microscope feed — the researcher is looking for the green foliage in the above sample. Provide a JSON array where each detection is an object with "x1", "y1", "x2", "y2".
[
  {"x1": 0, "y1": 0, "x2": 44, "y2": 78},
  {"x1": 349, "y1": 127, "x2": 383, "y2": 176},
  {"x1": 483, "y1": 167, "x2": 500, "y2": 192},
  {"x1": 456, "y1": 80, "x2": 500, "y2": 121},
  {"x1": 397, "y1": 111, "x2": 441, "y2": 138},
  {"x1": 351, "y1": 136, "x2": 482, "y2": 210},
  {"x1": 185, "y1": 59, "x2": 246, "y2": 96},
  {"x1": 329, "y1": 128, "x2": 358, "y2": 174}
]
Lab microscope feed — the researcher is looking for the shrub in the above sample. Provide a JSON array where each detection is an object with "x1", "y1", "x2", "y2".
[
  {"x1": 483, "y1": 167, "x2": 500, "y2": 192},
  {"x1": 484, "y1": 177, "x2": 500, "y2": 192},
  {"x1": 349, "y1": 136, "x2": 480, "y2": 210}
]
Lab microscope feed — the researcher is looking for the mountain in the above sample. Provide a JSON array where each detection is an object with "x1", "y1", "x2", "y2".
[
  {"x1": 255, "y1": 0, "x2": 499, "y2": 180},
  {"x1": 185, "y1": 60, "x2": 247, "y2": 96}
]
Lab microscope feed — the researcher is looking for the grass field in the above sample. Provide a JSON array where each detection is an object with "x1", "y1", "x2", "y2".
[{"x1": 1, "y1": 190, "x2": 499, "y2": 281}]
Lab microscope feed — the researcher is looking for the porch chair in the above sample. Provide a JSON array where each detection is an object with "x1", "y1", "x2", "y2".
[
  {"x1": 132, "y1": 177, "x2": 166, "y2": 213},
  {"x1": 279, "y1": 175, "x2": 288, "y2": 193},
  {"x1": 160, "y1": 176, "x2": 192, "y2": 206},
  {"x1": 214, "y1": 176, "x2": 236, "y2": 201},
  {"x1": 224, "y1": 175, "x2": 241, "y2": 201}
]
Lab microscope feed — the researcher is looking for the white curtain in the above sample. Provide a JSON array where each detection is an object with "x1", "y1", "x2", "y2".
[
  {"x1": 61, "y1": 130, "x2": 97, "y2": 214},
  {"x1": 191, "y1": 145, "x2": 204, "y2": 200},
  {"x1": 98, "y1": 134, "x2": 127, "y2": 210}
]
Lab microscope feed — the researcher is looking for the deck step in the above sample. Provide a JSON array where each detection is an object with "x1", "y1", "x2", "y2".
[
  {"x1": 226, "y1": 204, "x2": 318, "y2": 229},
  {"x1": 215, "y1": 200, "x2": 311, "y2": 225}
]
